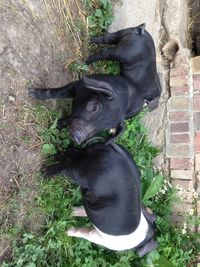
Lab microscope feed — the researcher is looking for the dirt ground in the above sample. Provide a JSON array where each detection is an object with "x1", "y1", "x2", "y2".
[
  {"x1": 0, "y1": 0, "x2": 87, "y2": 258},
  {"x1": 0, "y1": 0, "x2": 85, "y2": 202}
]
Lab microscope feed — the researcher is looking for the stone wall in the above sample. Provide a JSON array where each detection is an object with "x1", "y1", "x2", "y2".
[
  {"x1": 193, "y1": 57, "x2": 200, "y2": 231},
  {"x1": 166, "y1": 50, "x2": 200, "y2": 229}
]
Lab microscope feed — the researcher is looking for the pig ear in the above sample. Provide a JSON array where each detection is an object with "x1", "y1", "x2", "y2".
[
  {"x1": 137, "y1": 23, "x2": 146, "y2": 36},
  {"x1": 82, "y1": 76, "x2": 114, "y2": 100}
]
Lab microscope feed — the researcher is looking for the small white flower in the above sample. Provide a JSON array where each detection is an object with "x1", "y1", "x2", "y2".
[
  {"x1": 188, "y1": 187, "x2": 195, "y2": 193},
  {"x1": 189, "y1": 209, "x2": 194, "y2": 215},
  {"x1": 182, "y1": 229, "x2": 187, "y2": 234},
  {"x1": 168, "y1": 181, "x2": 172, "y2": 188},
  {"x1": 176, "y1": 184, "x2": 181, "y2": 190},
  {"x1": 193, "y1": 192, "x2": 199, "y2": 199},
  {"x1": 160, "y1": 189, "x2": 165, "y2": 194}
]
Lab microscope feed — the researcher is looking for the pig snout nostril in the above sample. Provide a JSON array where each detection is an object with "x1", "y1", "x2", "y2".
[{"x1": 69, "y1": 127, "x2": 86, "y2": 145}]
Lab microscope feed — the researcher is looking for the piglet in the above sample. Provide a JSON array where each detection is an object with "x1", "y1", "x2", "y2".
[
  {"x1": 28, "y1": 24, "x2": 161, "y2": 145},
  {"x1": 44, "y1": 142, "x2": 157, "y2": 256}
]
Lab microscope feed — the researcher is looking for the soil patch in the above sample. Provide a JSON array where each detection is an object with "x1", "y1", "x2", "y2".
[
  {"x1": 0, "y1": 0, "x2": 85, "y2": 259},
  {"x1": 0, "y1": 0, "x2": 85, "y2": 203}
]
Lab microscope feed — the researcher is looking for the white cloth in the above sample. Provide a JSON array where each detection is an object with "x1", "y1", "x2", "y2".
[{"x1": 93, "y1": 212, "x2": 149, "y2": 251}]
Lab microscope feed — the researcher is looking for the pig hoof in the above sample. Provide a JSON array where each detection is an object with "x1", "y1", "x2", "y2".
[
  {"x1": 146, "y1": 97, "x2": 159, "y2": 111},
  {"x1": 135, "y1": 239, "x2": 158, "y2": 257},
  {"x1": 109, "y1": 128, "x2": 117, "y2": 135},
  {"x1": 28, "y1": 88, "x2": 37, "y2": 97},
  {"x1": 71, "y1": 206, "x2": 87, "y2": 217},
  {"x1": 90, "y1": 37, "x2": 101, "y2": 44},
  {"x1": 40, "y1": 167, "x2": 50, "y2": 179},
  {"x1": 57, "y1": 119, "x2": 65, "y2": 130},
  {"x1": 90, "y1": 37, "x2": 96, "y2": 43},
  {"x1": 41, "y1": 165, "x2": 57, "y2": 179},
  {"x1": 85, "y1": 57, "x2": 93, "y2": 65}
]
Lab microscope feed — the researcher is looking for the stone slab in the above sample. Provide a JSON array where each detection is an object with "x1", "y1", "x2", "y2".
[{"x1": 191, "y1": 56, "x2": 200, "y2": 74}]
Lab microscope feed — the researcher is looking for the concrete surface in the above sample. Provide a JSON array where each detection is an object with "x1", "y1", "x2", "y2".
[{"x1": 109, "y1": 0, "x2": 189, "y2": 153}]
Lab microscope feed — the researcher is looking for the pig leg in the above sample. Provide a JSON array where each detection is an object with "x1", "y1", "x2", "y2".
[
  {"x1": 90, "y1": 27, "x2": 135, "y2": 45},
  {"x1": 145, "y1": 97, "x2": 160, "y2": 111},
  {"x1": 57, "y1": 117, "x2": 70, "y2": 130},
  {"x1": 135, "y1": 238, "x2": 158, "y2": 257},
  {"x1": 43, "y1": 162, "x2": 69, "y2": 178},
  {"x1": 71, "y1": 206, "x2": 87, "y2": 217},
  {"x1": 90, "y1": 32, "x2": 121, "y2": 45},
  {"x1": 141, "y1": 205, "x2": 157, "y2": 224},
  {"x1": 145, "y1": 72, "x2": 162, "y2": 111},
  {"x1": 85, "y1": 48, "x2": 116, "y2": 65},
  {"x1": 28, "y1": 80, "x2": 77, "y2": 100}
]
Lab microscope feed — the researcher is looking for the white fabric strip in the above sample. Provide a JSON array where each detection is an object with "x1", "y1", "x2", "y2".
[{"x1": 93, "y1": 212, "x2": 149, "y2": 251}]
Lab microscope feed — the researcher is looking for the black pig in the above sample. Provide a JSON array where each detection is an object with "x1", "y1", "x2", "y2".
[
  {"x1": 44, "y1": 142, "x2": 157, "y2": 256},
  {"x1": 29, "y1": 24, "x2": 161, "y2": 144},
  {"x1": 86, "y1": 23, "x2": 161, "y2": 107}
]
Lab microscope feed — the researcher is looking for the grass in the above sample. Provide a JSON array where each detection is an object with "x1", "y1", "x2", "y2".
[{"x1": 1, "y1": 0, "x2": 200, "y2": 266}]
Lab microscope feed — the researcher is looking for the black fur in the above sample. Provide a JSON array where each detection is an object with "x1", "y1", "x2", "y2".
[
  {"x1": 43, "y1": 142, "x2": 156, "y2": 243},
  {"x1": 28, "y1": 24, "x2": 161, "y2": 144}
]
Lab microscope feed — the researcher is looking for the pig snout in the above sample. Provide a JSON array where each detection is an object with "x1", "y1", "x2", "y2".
[
  {"x1": 69, "y1": 127, "x2": 87, "y2": 145},
  {"x1": 68, "y1": 119, "x2": 89, "y2": 145}
]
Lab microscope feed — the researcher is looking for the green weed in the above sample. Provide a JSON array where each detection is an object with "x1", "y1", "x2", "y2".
[
  {"x1": 85, "y1": 0, "x2": 113, "y2": 36},
  {"x1": 91, "y1": 60, "x2": 120, "y2": 75},
  {"x1": 30, "y1": 103, "x2": 71, "y2": 156},
  {"x1": 117, "y1": 113, "x2": 159, "y2": 201}
]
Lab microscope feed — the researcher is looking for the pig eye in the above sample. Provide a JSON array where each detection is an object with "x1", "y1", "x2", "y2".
[{"x1": 87, "y1": 101, "x2": 101, "y2": 113}]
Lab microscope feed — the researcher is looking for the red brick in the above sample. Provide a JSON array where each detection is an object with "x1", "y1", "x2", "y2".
[
  {"x1": 193, "y1": 74, "x2": 200, "y2": 90},
  {"x1": 169, "y1": 111, "x2": 190, "y2": 121},
  {"x1": 172, "y1": 179, "x2": 194, "y2": 203},
  {"x1": 172, "y1": 179, "x2": 194, "y2": 190},
  {"x1": 191, "y1": 56, "x2": 200, "y2": 74},
  {"x1": 172, "y1": 202, "x2": 192, "y2": 213},
  {"x1": 195, "y1": 132, "x2": 200, "y2": 152},
  {"x1": 170, "y1": 158, "x2": 192, "y2": 170},
  {"x1": 171, "y1": 170, "x2": 193, "y2": 180},
  {"x1": 170, "y1": 76, "x2": 189, "y2": 87},
  {"x1": 170, "y1": 97, "x2": 189, "y2": 110},
  {"x1": 170, "y1": 85, "x2": 189, "y2": 96},
  {"x1": 171, "y1": 134, "x2": 189, "y2": 143},
  {"x1": 170, "y1": 122, "x2": 189, "y2": 133},
  {"x1": 194, "y1": 112, "x2": 200, "y2": 130},
  {"x1": 194, "y1": 95, "x2": 200, "y2": 111},
  {"x1": 195, "y1": 154, "x2": 200, "y2": 172},
  {"x1": 172, "y1": 53, "x2": 190, "y2": 68},
  {"x1": 170, "y1": 64, "x2": 189, "y2": 77},
  {"x1": 169, "y1": 144, "x2": 190, "y2": 157}
]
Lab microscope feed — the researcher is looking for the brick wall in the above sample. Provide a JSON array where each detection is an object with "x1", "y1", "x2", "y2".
[
  {"x1": 166, "y1": 51, "x2": 200, "y2": 228},
  {"x1": 192, "y1": 57, "x2": 200, "y2": 230}
]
